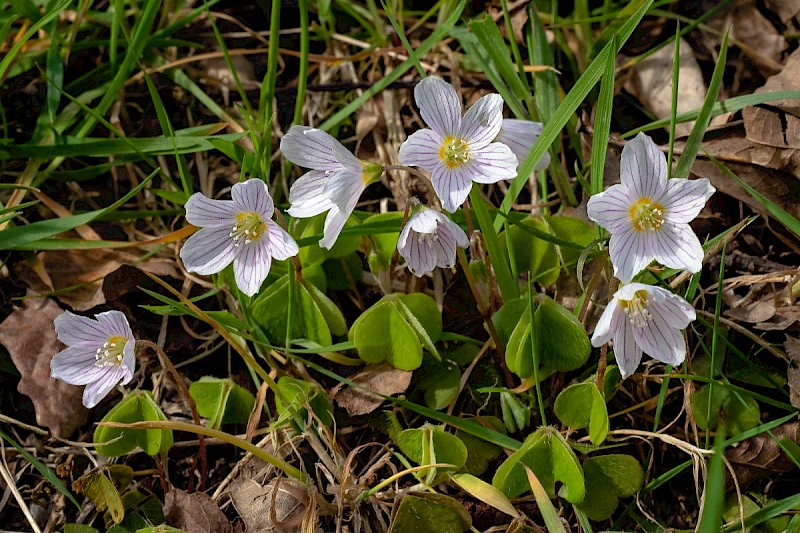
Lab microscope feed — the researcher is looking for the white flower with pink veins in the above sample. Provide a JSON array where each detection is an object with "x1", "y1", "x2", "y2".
[
  {"x1": 587, "y1": 132, "x2": 715, "y2": 283},
  {"x1": 398, "y1": 207, "x2": 469, "y2": 277},
  {"x1": 399, "y1": 77, "x2": 518, "y2": 213}
]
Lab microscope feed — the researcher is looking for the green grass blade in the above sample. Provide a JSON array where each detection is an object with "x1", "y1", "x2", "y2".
[
  {"x1": 673, "y1": 29, "x2": 728, "y2": 180},
  {"x1": 0, "y1": 428, "x2": 80, "y2": 509},
  {"x1": 528, "y1": 6, "x2": 558, "y2": 123},
  {"x1": 590, "y1": 34, "x2": 615, "y2": 196},
  {"x1": 318, "y1": 0, "x2": 466, "y2": 132},
  {"x1": 667, "y1": 21, "x2": 680, "y2": 179},
  {"x1": 625, "y1": 90, "x2": 800, "y2": 138},
  {"x1": 468, "y1": 15, "x2": 529, "y2": 116},
  {"x1": 0, "y1": 0, "x2": 69, "y2": 84},
  {"x1": 494, "y1": 0, "x2": 654, "y2": 231},
  {"x1": 141, "y1": 70, "x2": 192, "y2": 197},
  {"x1": 257, "y1": 0, "x2": 282, "y2": 178},
  {"x1": 72, "y1": 0, "x2": 163, "y2": 139},
  {"x1": 697, "y1": 425, "x2": 727, "y2": 533},
  {"x1": 293, "y1": 0, "x2": 310, "y2": 126},
  {"x1": 0, "y1": 170, "x2": 158, "y2": 250},
  {"x1": 469, "y1": 188, "x2": 517, "y2": 302}
]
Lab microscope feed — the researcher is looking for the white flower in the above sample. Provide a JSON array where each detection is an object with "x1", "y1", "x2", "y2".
[
  {"x1": 180, "y1": 179, "x2": 299, "y2": 297},
  {"x1": 591, "y1": 283, "x2": 696, "y2": 379},
  {"x1": 398, "y1": 208, "x2": 469, "y2": 276},
  {"x1": 587, "y1": 132, "x2": 715, "y2": 283},
  {"x1": 495, "y1": 119, "x2": 551, "y2": 171},
  {"x1": 281, "y1": 126, "x2": 380, "y2": 249},
  {"x1": 50, "y1": 311, "x2": 136, "y2": 408},
  {"x1": 398, "y1": 77, "x2": 518, "y2": 213}
]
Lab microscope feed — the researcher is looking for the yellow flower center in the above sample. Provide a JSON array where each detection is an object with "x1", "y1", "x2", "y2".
[
  {"x1": 618, "y1": 290, "x2": 651, "y2": 328},
  {"x1": 230, "y1": 211, "x2": 267, "y2": 246},
  {"x1": 95, "y1": 335, "x2": 127, "y2": 367},
  {"x1": 438, "y1": 136, "x2": 470, "y2": 169},
  {"x1": 629, "y1": 198, "x2": 665, "y2": 232}
]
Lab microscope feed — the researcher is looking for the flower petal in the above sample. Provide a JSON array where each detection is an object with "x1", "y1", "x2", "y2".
[
  {"x1": 50, "y1": 346, "x2": 107, "y2": 385},
  {"x1": 288, "y1": 170, "x2": 335, "y2": 218},
  {"x1": 397, "y1": 217, "x2": 414, "y2": 249},
  {"x1": 330, "y1": 137, "x2": 362, "y2": 173},
  {"x1": 232, "y1": 179, "x2": 274, "y2": 219},
  {"x1": 439, "y1": 216, "x2": 469, "y2": 247},
  {"x1": 649, "y1": 223, "x2": 704, "y2": 274},
  {"x1": 266, "y1": 220, "x2": 299, "y2": 260},
  {"x1": 468, "y1": 143, "x2": 518, "y2": 183},
  {"x1": 608, "y1": 228, "x2": 653, "y2": 283},
  {"x1": 612, "y1": 319, "x2": 643, "y2": 380},
  {"x1": 82, "y1": 367, "x2": 126, "y2": 408},
  {"x1": 433, "y1": 226, "x2": 458, "y2": 268},
  {"x1": 415, "y1": 77, "x2": 461, "y2": 137},
  {"x1": 408, "y1": 209, "x2": 440, "y2": 234},
  {"x1": 458, "y1": 93, "x2": 504, "y2": 148},
  {"x1": 184, "y1": 193, "x2": 237, "y2": 228},
  {"x1": 95, "y1": 311, "x2": 134, "y2": 342},
  {"x1": 280, "y1": 126, "x2": 344, "y2": 171},
  {"x1": 620, "y1": 132, "x2": 668, "y2": 202},
  {"x1": 319, "y1": 206, "x2": 351, "y2": 250},
  {"x1": 632, "y1": 313, "x2": 686, "y2": 367},
  {"x1": 400, "y1": 231, "x2": 437, "y2": 276},
  {"x1": 663, "y1": 177, "x2": 715, "y2": 224},
  {"x1": 496, "y1": 119, "x2": 550, "y2": 171},
  {"x1": 54, "y1": 311, "x2": 113, "y2": 347},
  {"x1": 233, "y1": 241, "x2": 272, "y2": 296},
  {"x1": 399, "y1": 129, "x2": 444, "y2": 171},
  {"x1": 431, "y1": 164, "x2": 474, "y2": 213},
  {"x1": 323, "y1": 170, "x2": 364, "y2": 211},
  {"x1": 180, "y1": 225, "x2": 236, "y2": 275},
  {"x1": 591, "y1": 300, "x2": 620, "y2": 347},
  {"x1": 587, "y1": 184, "x2": 634, "y2": 234},
  {"x1": 649, "y1": 291, "x2": 696, "y2": 330}
]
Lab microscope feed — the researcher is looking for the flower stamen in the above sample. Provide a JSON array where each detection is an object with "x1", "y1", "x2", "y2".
[
  {"x1": 619, "y1": 290, "x2": 651, "y2": 328},
  {"x1": 629, "y1": 198, "x2": 665, "y2": 232},
  {"x1": 95, "y1": 335, "x2": 127, "y2": 367},
  {"x1": 418, "y1": 231, "x2": 439, "y2": 249},
  {"x1": 229, "y1": 211, "x2": 267, "y2": 246},
  {"x1": 439, "y1": 136, "x2": 470, "y2": 169}
]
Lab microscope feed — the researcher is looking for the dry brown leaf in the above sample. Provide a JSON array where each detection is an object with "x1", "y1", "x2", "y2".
[
  {"x1": 625, "y1": 39, "x2": 710, "y2": 137},
  {"x1": 16, "y1": 248, "x2": 178, "y2": 311},
  {"x1": 670, "y1": 127, "x2": 800, "y2": 223},
  {"x1": 753, "y1": 307, "x2": 800, "y2": 331},
  {"x1": 229, "y1": 478, "x2": 308, "y2": 533},
  {"x1": 332, "y1": 363, "x2": 412, "y2": 417},
  {"x1": 726, "y1": 421, "x2": 799, "y2": 487},
  {"x1": 766, "y1": 0, "x2": 800, "y2": 24},
  {"x1": 788, "y1": 367, "x2": 800, "y2": 408},
  {"x1": 724, "y1": 299, "x2": 776, "y2": 324},
  {"x1": 0, "y1": 296, "x2": 88, "y2": 437},
  {"x1": 164, "y1": 489, "x2": 232, "y2": 533},
  {"x1": 746, "y1": 47, "x2": 800, "y2": 118},
  {"x1": 785, "y1": 335, "x2": 800, "y2": 362},
  {"x1": 712, "y1": 1, "x2": 786, "y2": 72}
]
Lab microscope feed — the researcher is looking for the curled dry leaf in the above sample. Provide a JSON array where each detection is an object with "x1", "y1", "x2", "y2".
[
  {"x1": 332, "y1": 363, "x2": 412, "y2": 417},
  {"x1": 625, "y1": 38, "x2": 711, "y2": 137},
  {"x1": 0, "y1": 296, "x2": 88, "y2": 437},
  {"x1": 711, "y1": 2, "x2": 786, "y2": 72},
  {"x1": 15, "y1": 248, "x2": 178, "y2": 311},
  {"x1": 765, "y1": 0, "x2": 800, "y2": 25},
  {"x1": 726, "y1": 421, "x2": 799, "y2": 488},
  {"x1": 164, "y1": 488, "x2": 232, "y2": 533},
  {"x1": 229, "y1": 478, "x2": 309, "y2": 533}
]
